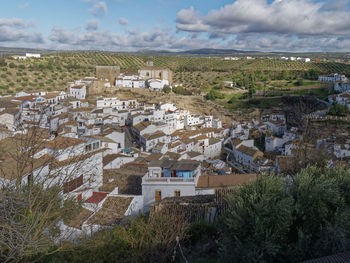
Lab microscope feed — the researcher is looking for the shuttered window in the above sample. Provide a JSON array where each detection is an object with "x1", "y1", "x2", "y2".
[
  {"x1": 155, "y1": 190, "x2": 162, "y2": 202},
  {"x1": 63, "y1": 175, "x2": 83, "y2": 193}
]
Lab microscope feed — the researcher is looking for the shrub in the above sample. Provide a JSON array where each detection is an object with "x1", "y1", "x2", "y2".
[
  {"x1": 220, "y1": 167, "x2": 350, "y2": 262},
  {"x1": 294, "y1": 79, "x2": 304, "y2": 86},
  {"x1": 163, "y1": 85, "x2": 171, "y2": 94},
  {"x1": 0, "y1": 58, "x2": 7, "y2": 67},
  {"x1": 205, "y1": 90, "x2": 224, "y2": 100},
  {"x1": 328, "y1": 103, "x2": 349, "y2": 116}
]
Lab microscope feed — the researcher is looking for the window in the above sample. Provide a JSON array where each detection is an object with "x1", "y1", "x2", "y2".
[
  {"x1": 63, "y1": 175, "x2": 83, "y2": 193},
  {"x1": 85, "y1": 144, "x2": 92, "y2": 151},
  {"x1": 155, "y1": 190, "x2": 161, "y2": 202},
  {"x1": 174, "y1": 190, "x2": 180, "y2": 197},
  {"x1": 93, "y1": 142, "x2": 99, "y2": 149}
]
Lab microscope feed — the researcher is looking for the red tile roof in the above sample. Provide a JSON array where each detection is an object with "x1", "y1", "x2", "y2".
[{"x1": 85, "y1": 192, "x2": 109, "y2": 204}]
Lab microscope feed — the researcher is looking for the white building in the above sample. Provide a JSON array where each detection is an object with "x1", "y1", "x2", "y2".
[
  {"x1": 334, "y1": 82, "x2": 350, "y2": 93},
  {"x1": 147, "y1": 79, "x2": 169, "y2": 92},
  {"x1": 70, "y1": 85, "x2": 86, "y2": 100},
  {"x1": 184, "y1": 114, "x2": 203, "y2": 127},
  {"x1": 115, "y1": 74, "x2": 146, "y2": 88},
  {"x1": 142, "y1": 160, "x2": 201, "y2": 211},
  {"x1": 318, "y1": 74, "x2": 348, "y2": 83},
  {"x1": 26, "y1": 53, "x2": 41, "y2": 58}
]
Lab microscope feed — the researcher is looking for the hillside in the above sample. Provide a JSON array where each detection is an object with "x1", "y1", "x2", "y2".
[{"x1": 1, "y1": 51, "x2": 350, "y2": 96}]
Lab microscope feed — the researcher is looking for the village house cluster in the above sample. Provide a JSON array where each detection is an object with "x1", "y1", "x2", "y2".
[
  {"x1": 0, "y1": 83, "x2": 239, "y2": 239},
  {"x1": 319, "y1": 73, "x2": 350, "y2": 110},
  {"x1": 279, "y1": 56, "x2": 311, "y2": 62},
  {"x1": 0, "y1": 69, "x2": 349, "y2": 240}
]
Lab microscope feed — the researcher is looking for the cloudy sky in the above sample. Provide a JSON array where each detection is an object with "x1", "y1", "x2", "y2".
[{"x1": 1, "y1": 0, "x2": 350, "y2": 52}]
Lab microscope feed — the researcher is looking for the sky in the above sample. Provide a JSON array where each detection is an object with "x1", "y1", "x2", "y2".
[{"x1": 1, "y1": 0, "x2": 350, "y2": 52}]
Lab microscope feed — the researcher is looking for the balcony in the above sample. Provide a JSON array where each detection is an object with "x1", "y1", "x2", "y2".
[{"x1": 142, "y1": 175, "x2": 196, "y2": 184}]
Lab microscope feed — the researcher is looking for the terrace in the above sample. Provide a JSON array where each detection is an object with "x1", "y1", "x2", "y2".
[{"x1": 142, "y1": 160, "x2": 200, "y2": 184}]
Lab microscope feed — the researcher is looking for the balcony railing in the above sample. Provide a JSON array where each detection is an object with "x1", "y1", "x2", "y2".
[{"x1": 143, "y1": 177, "x2": 195, "y2": 183}]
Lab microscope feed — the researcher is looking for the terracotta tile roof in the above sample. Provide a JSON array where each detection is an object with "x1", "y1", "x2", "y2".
[
  {"x1": 51, "y1": 149, "x2": 104, "y2": 169},
  {"x1": 196, "y1": 174, "x2": 257, "y2": 188},
  {"x1": 161, "y1": 152, "x2": 181, "y2": 160},
  {"x1": 231, "y1": 138, "x2": 242, "y2": 146},
  {"x1": 45, "y1": 137, "x2": 85, "y2": 150},
  {"x1": 0, "y1": 152, "x2": 53, "y2": 180},
  {"x1": 237, "y1": 145, "x2": 262, "y2": 158},
  {"x1": 87, "y1": 196, "x2": 133, "y2": 226},
  {"x1": 12, "y1": 95, "x2": 37, "y2": 102},
  {"x1": 133, "y1": 121, "x2": 152, "y2": 132},
  {"x1": 85, "y1": 192, "x2": 109, "y2": 204},
  {"x1": 64, "y1": 120, "x2": 78, "y2": 126},
  {"x1": 143, "y1": 131, "x2": 166, "y2": 140},
  {"x1": 0, "y1": 108, "x2": 19, "y2": 115},
  {"x1": 209, "y1": 138, "x2": 221, "y2": 145},
  {"x1": 186, "y1": 151, "x2": 202, "y2": 158},
  {"x1": 64, "y1": 208, "x2": 93, "y2": 230}
]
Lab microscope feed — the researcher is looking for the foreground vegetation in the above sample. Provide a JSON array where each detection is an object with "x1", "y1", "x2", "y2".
[{"x1": 1, "y1": 166, "x2": 346, "y2": 263}]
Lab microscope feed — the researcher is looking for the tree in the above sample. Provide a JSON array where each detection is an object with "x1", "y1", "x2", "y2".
[
  {"x1": 162, "y1": 85, "x2": 171, "y2": 94},
  {"x1": 0, "y1": 119, "x2": 97, "y2": 262},
  {"x1": 328, "y1": 103, "x2": 349, "y2": 116},
  {"x1": 221, "y1": 176, "x2": 294, "y2": 262},
  {"x1": 220, "y1": 167, "x2": 350, "y2": 263}
]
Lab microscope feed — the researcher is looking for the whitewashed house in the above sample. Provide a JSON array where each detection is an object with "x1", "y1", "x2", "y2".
[
  {"x1": 115, "y1": 74, "x2": 145, "y2": 88},
  {"x1": 147, "y1": 79, "x2": 169, "y2": 92},
  {"x1": 70, "y1": 85, "x2": 86, "y2": 100},
  {"x1": 142, "y1": 160, "x2": 201, "y2": 211}
]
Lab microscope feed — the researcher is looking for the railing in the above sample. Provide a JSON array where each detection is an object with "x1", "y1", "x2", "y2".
[{"x1": 144, "y1": 177, "x2": 195, "y2": 183}]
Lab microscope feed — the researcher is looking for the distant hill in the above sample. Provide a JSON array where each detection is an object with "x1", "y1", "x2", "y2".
[
  {"x1": 133, "y1": 48, "x2": 259, "y2": 56},
  {"x1": 0, "y1": 46, "x2": 54, "y2": 56},
  {"x1": 181, "y1": 48, "x2": 253, "y2": 55}
]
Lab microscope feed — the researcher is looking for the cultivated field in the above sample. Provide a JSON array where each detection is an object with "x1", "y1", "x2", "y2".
[{"x1": 1, "y1": 52, "x2": 350, "y2": 96}]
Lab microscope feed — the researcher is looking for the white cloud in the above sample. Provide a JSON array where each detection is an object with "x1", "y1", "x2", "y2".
[
  {"x1": 176, "y1": 0, "x2": 350, "y2": 36},
  {"x1": 47, "y1": 24, "x2": 218, "y2": 51},
  {"x1": 89, "y1": 1, "x2": 107, "y2": 17},
  {"x1": 0, "y1": 18, "x2": 43, "y2": 43},
  {"x1": 0, "y1": 18, "x2": 26, "y2": 27},
  {"x1": 118, "y1": 17, "x2": 129, "y2": 26},
  {"x1": 85, "y1": 19, "x2": 99, "y2": 31}
]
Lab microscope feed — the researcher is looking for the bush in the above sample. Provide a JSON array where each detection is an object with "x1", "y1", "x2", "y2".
[
  {"x1": 9, "y1": 62, "x2": 16, "y2": 68},
  {"x1": 0, "y1": 58, "x2": 7, "y2": 67},
  {"x1": 294, "y1": 79, "x2": 304, "y2": 86},
  {"x1": 328, "y1": 103, "x2": 349, "y2": 116},
  {"x1": 163, "y1": 85, "x2": 171, "y2": 94},
  {"x1": 220, "y1": 167, "x2": 350, "y2": 262},
  {"x1": 205, "y1": 90, "x2": 224, "y2": 100},
  {"x1": 173, "y1": 86, "x2": 192, "y2": 95},
  {"x1": 41, "y1": 212, "x2": 188, "y2": 263}
]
